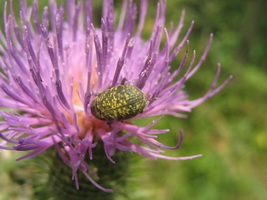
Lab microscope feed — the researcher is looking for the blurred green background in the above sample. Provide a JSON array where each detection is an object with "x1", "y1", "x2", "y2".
[{"x1": 0, "y1": 0, "x2": 267, "y2": 199}]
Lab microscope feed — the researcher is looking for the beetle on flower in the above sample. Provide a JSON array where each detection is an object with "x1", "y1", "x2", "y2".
[
  {"x1": 0, "y1": 0, "x2": 232, "y2": 192},
  {"x1": 90, "y1": 83, "x2": 148, "y2": 122}
]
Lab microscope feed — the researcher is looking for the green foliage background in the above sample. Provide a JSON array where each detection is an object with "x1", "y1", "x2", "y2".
[{"x1": 0, "y1": 0, "x2": 267, "y2": 199}]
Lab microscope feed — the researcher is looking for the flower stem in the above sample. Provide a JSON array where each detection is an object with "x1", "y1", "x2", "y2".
[{"x1": 32, "y1": 144, "x2": 130, "y2": 200}]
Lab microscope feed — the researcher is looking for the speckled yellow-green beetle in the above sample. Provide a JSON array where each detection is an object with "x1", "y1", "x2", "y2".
[{"x1": 90, "y1": 85, "x2": 147, "y2": 121}]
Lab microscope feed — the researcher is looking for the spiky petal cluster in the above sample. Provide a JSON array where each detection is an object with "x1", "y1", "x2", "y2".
[{"x1": 0, "y1": 0, "x2": 232, "y2": 192}]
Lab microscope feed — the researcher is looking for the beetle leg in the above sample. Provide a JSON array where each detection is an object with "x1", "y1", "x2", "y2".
[
  {"x1": 107, "y1": 119, "x2": 118, "y2": 128},
  {"x1": 107, "y1": 121, "x2": 113, "y2": 128},
  {"x1": 108, "y1": 78, "x2": 127, "y2": 89},
  {"x1": 121, "y1": 78, "x2": 127, "y2": 85},
  {"x1": 147, "y1": 97, "x2": 158, "y2": 106},
  {"x1": 91, "y1": 90, "x2": 99, "y2": 96}
]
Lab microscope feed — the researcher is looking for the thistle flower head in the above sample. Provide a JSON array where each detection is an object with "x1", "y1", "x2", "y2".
[{"x1": 0, "y1": 0, "x2": 232, "y2": 192}]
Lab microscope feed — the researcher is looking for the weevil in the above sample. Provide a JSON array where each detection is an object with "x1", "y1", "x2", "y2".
[{"x1": 90, "y1": 83, "x2": 147, "y2": 122}]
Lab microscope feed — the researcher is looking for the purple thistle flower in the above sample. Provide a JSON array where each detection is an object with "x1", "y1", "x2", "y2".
[{"x1": 0, "y1": 0, "x2": 232, "y2": 192}]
